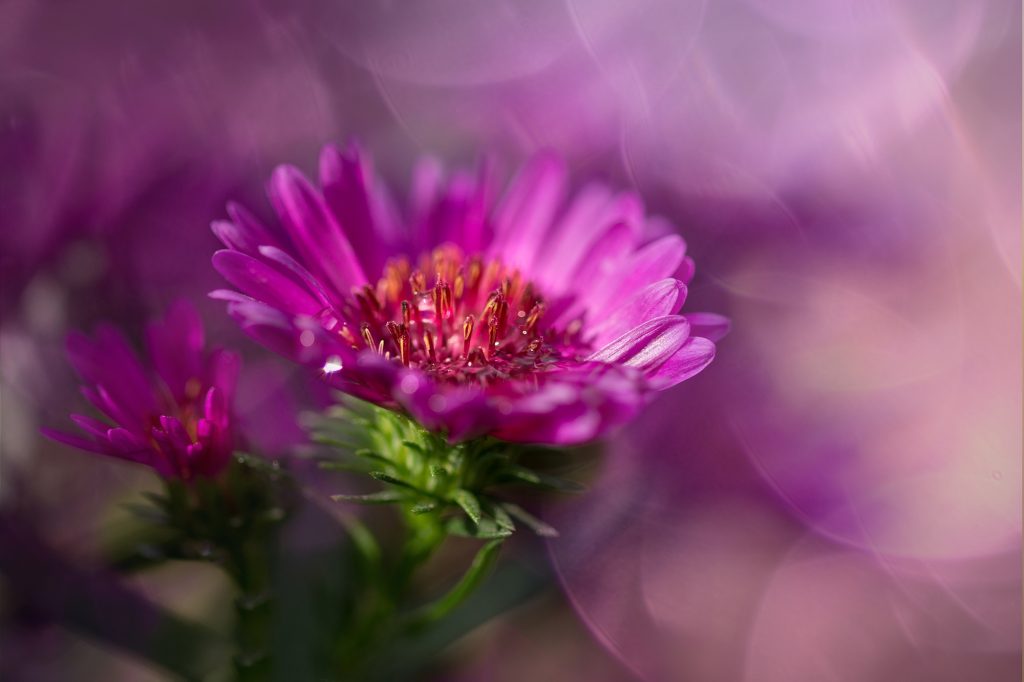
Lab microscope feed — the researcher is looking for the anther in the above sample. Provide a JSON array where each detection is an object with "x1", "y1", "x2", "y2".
[
  {"x1": 398, "y1": 332, "x2": 410, "y2": 366},
  {"x1": 496, "y1": 297, "x2": 510, "y2": 338},
  {"x1": 482, "y1": 292, "x2": 501, "y2": 321},
  {"x1": 486, "y1": 316, "x2": 499, "y2": 357},
  {"x1": 524, "y1": 303, "x2": 545, "y2": 336},
  {"x1": 360, "y1": 323, "x2": 375, "y2": 350},
  {"x1": 440, "y1": 283, "x2": 453, "y2": 319},
  {"x1": 462, "y1": 315, "x2": 475, "y2": 357},
  {"x1": 401, "y1": 300, "x2": 412, "y2": 328},
  {"x1": 423, "y1": 330, "x2": 436, "y2": 363},
  {"x1": 433, "y1": 282, "x2": 445, "y2": 330},
  {"x1": 385, "y1": 321, "x2": 403, "y2": 348}
]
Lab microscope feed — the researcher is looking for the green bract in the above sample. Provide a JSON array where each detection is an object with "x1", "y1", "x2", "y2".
[{"x1": 313, "y1": 397, "x2": 586, "y2": 541}]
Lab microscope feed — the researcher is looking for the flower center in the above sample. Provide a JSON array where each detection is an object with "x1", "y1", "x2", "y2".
[{"x1": 328, "y1": 245, "x2": 586, "y2": 385}]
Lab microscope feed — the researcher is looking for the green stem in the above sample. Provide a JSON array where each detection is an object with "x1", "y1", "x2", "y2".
[
  {"x1": 337, "y1": 511, "x2": 447, "y2": 676},
  {"x1": 219, "y1": 513, "x2": 273, "y2": 682},
  {"x1": 401, "y1": 539, "x2": 504, "y2": 631},
  {"x1": 392, "y1": 512, "x2": 446, "y2": 596},
  {"x1": 173, "y1": 473, "x2": 276, "y2": 682},
  {"x1": 340, "y1": 510, "x2": 508, "y2": 679}
]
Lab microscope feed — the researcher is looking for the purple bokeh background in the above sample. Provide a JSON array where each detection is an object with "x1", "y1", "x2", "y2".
[{"x1": 1, "y1": 1, "x2": 1019, "y2": 680}]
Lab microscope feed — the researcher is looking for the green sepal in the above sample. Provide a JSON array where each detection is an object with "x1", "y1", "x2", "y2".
[
  {"x1": 488, "y1": 502, "x2": 516, "y2": 534},
  {"x1": 503, "y1": 502, "x2": 559, "y2": 538},
  {"x1": 502, "y1": 466, "x2": 586, "y2": 492},
  {"x1": 445, "y1": 515, "x2": 512, "y2": 540},
  {"x1": 313, "y1": 397, "x2": 584, "y2": 542},
  {"x1": 453, "y1": 489, "x2": 482, "y2": 525},
  {"x1": 331, "y1": 491, "x2": 405, "y2": 504}
]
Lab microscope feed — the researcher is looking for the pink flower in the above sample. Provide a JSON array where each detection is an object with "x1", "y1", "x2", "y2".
[
  {"x1": 212, "y1": 144, "x2": 726, "y2": 444},
  {"x1": 43, "y1": 301, "x2": 239, "y2": 481}
]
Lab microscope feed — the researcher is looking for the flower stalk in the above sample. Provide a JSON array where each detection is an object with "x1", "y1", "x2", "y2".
[
  {"x1": 313, "y1": 397, "x2": 583, "y2": 675},
  {"x1": 126, "y1": 455, "x2": 291, "y2": 681}
]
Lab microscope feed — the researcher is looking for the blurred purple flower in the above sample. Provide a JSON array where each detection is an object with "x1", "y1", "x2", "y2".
[
  {"x1": 42, "y1": 301, "x2": 240, "y2": 481},
  {"x1": 211, "y1": 144, "x2": 725, "y2": 444}
]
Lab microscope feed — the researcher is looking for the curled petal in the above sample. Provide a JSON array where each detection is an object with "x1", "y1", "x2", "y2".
[
  {"x1": 41, "y1": 427, "x2": 109, "y2": 455},
  {"x1": 589, "y1": 279, "x2": 688, "y2": 348},
  {"x1": 684, "y1": 312, "x2": 731, "y2": 342},
  {"x1": 587, "y1": 315, "x2": 691, "y2": 376},
  {"x1": 648, "y1": 336, "x2": 716, "y2": 388},
  {"x1": 320, "y1": 142, "x2": 397, "y2": 275},
  {"x1": 269, "y1": 164, "x2": 367, "y2": 295},
  {"x1": 213, "y1": 250, "x2": 324, "y2": 315}
]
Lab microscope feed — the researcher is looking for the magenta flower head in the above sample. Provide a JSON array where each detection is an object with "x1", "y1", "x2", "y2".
[
  {"x1": 43, "y1": 301, "x2": 240, "y2": 481},
  {"x1": 212, "y1": 144, "x2": 727, "y2": 445}
]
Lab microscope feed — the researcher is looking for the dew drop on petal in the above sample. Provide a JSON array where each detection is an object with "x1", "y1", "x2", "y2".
[{"x1": 322, "y1": 356, "x2": 344, "y2": 373}]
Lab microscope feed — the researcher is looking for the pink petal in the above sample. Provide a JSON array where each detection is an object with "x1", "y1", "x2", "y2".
[
  {"x1": 488, "y1": 151, "x2": 566, "y2": 272},
  {"x1": 587, "y1": 315, "x2": 691, "y2": 375},
  {"x1": 552, "y1": 221, "x2": 636, "y2": 327},
  {"x1": 205, "y1": 349, "x2": 240, "y2": 404},
  {"x1": 257, "y1": 245, "x2": 337, "y2": 308},
  {"x1": 535, "y1": 186, "x2": 643, "y2": 291},
  {"x1": 41, "y1": 427, "x2": 108, "y2": 455},
  {"x1": 320, "y1": 143, "x2": 389, "y2": 276},
  {"x1": 213, "y1": 249, "x2": 324, "y2": 315},
  {"x1": 647, "y1": 336, "x2": 716, "y2": 388},
  {"x1": 268, "y1": 164, "x2": 367, "y2": 296},
  {"x1": 597, "y1": 235, "x2": 688, "y2": 312},
  {"x1": 211, "y1": 217, "x2": 275, "y2": 257},
  {"x1": 684, "y1": 312, "x2": 731, "y2": 342},
  {"x1": 145, "y1": 299, "x2": 204, "y2": 403},
  {"x1": 589, "y1": 279, "x2": 688, "y2": 348},
  {"x1": 225, "y1": 201, "x2": 281, "y2": 252}
]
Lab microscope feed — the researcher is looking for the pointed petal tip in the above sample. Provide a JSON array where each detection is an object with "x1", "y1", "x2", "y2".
[
  {"x1": 649, "y1": 336, "x2": 716, "y2": 389},
  {"x1": 685, "y1": 312, "x2": 731, "y2": 342}
]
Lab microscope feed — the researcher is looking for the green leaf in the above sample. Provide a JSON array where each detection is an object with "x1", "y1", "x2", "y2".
[
  {"x1": 503, "y1": 466, "x2": 585, "y2": 492},
  {"x1": 402, "y1": 440, "x2": 428, "y2": 456},
  {"x1": 411, "y1": 503, "x2": 437, "y2": 514},
  {"x1": 339, "y1": 513, "x2": 382, "y2": 575},
  {"x1": 446, "y1": 516, "x2": 512, "y2": 540},
  {"x1": 368, "y1": 471, "x2": 412, "y2": 487},
  {"x1": 369, "y1": 472, "x2": 443, "y2": 500},
  {"x1": 354, "y1": 449, "x2": 395, "y2": 466},
  {"x1": 453, "y1": 490, "x2": 482, "y2": 525},
  {"x1": 330, "y1": 491, "x2": 404, "y2": 504},
  {"x1": 405, "y1": 539, "x2": 504, "y2": 627},
  {"x1": 503, "y1": 503, "x2": 559, "y2": 538},
  {"x1": 490, "y1": 503, "x2": 516, "y2": 533}
]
